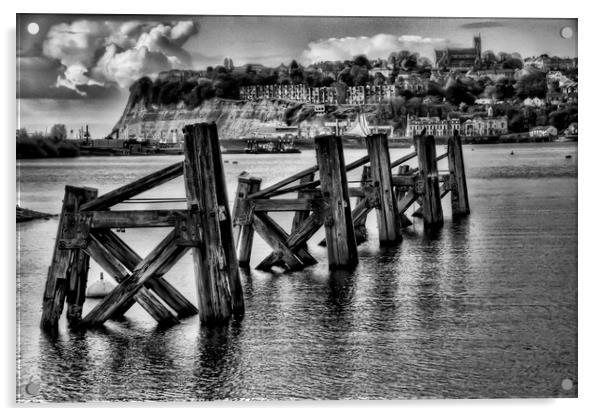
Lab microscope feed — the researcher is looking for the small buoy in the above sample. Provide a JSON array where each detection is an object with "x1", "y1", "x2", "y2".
[
  {"x1": 565, "y1": 155, "x2": 572, "y2": 159},
  {"x1": 232, "y1": 161, "x2": 238, "y2": 164},
  {"x1": 510, "y1": 151, "x2": 514, "y2": 155},
  {"x1": 224, "y1": 160, "x2": 229, "y2": 163},
  {"x1": 86, "y1": 272, "x2": 115, "y2": 298}
]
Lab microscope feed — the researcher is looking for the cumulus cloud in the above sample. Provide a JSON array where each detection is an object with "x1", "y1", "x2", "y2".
[
  {"x1": 39, "y1": 19, "x2": 199, "y2": 95},
  {"x1": 301, "y1": 33, "x2": 446, "y2": 64}
]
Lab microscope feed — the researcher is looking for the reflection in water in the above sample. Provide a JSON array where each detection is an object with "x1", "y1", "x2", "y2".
[
  {"x1": 17, "y1": 143, "x2": 578, "y2": 400},
  {"x1": 193, "y1": 323, "x2": 242, "y2": 401}
]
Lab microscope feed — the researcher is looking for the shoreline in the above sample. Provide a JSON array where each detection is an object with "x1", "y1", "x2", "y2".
[{"x1": 16, "y1": 138, "x2": 575, "y2": 159}]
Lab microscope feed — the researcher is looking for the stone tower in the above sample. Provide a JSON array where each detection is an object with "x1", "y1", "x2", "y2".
[{"x1": 474, "y1": 33, "x2": 482, "y2": 68}]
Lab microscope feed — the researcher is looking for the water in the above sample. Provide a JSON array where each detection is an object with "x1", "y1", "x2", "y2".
[{"x1": 16, "y1": 143, "x2": 578, "y2": 401}]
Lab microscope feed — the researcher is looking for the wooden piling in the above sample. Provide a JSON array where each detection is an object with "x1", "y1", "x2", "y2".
[
  {"x1": 183, "y1": 123, "x2": 244, "y2": 323},
  {"x1": 415, "y1": 135, "x2": 444, "y2": 229},
  {"x1": 232, "y1": 174, "x2": 262, "y2": 268},
  {"x1": 354, "y1": 166, "x2": 371, "y2": 244},
  {"x1": 365, "y1": 134, "x2": 401, "y2": 244},
  {"x1": 315, "y1": 135, "x2": 358, "y2": 269},
  {"x1": 447, "y1": 131, "x2": 470, "y2": 217},
  {"x1": 41, "y1": 186, "x2": 97, "y2": 331}
]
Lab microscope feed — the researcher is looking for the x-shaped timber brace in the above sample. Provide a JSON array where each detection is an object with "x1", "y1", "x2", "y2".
[
  {"x1": 232, "y1": 130, "x2": 469, "y2": 272},
  {"x1": 40, "y1": 123, "x2": 245, "y2": 332}
]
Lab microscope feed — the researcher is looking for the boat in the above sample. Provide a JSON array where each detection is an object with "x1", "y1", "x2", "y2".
[{"x1": 243, "y1": 138, "x2": 301, "y2": 154}]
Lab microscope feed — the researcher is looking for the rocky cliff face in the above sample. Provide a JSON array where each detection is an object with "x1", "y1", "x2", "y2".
[{"x1": 112, "y1": 98, "x2": 314, "y2": 140}]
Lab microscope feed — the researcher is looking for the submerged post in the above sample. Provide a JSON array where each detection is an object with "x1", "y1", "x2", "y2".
[
  {"x1": 447, "y1": 130, "x2": 470, "y2": 217},
  {"x1": 415, "y1": 134, "x2": 444, "y2": 229},
  {"x1": 41, "y1": 186, "x2": 97, "y2": 331},
  {"x1": 183, "y1": 123, "x2": 244, "y2": 323},
  {"x1": 315, "y1": 135, "x2": 358, "y2": 269},
  {"x1": 232, "y1": 174, "x2": 262, "y2": 268},
  {"x1": 365, "y1": 134, "x2": 401, "y2": 244}
]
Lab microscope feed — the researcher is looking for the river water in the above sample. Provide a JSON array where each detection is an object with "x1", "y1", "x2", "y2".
[{"x1": 16, "y1": 142, "x2": 577, "y2": 401}]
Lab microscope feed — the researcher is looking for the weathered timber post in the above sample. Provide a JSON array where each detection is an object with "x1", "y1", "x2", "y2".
[
  {"x1": 315, "y1": 135, "x2": 358, "y2": 269},
  {"x1": 183, "y1": 123, "x2": 244, "y2": 323},
  {"x1": 447, "y1": 130, "x2": 470, "y2": 217},
  {"x1": 41, "y1": 186, "x2": 97, "y2": 331},
  {"x1": 232, "y1": 174, "x2": 262, "y2": 268},
  {"x1": 354, "y1": 166, "x2": 371, "y2": 244},
  {"x1": 415, "y1": 134, "x2": 444, "y2": 229},
  {"x1": 365, "y1": 134, "x2": 401, "y2": 244}
]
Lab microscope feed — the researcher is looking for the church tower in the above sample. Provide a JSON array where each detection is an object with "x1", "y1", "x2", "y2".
[{"x1": 474, "y1": 33, "x2": 482, "y2": 68}]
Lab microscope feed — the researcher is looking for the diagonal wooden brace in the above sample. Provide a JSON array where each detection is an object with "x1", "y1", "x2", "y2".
[
  {"x1": 92, "y1": 230, "x2": 198, "y2": 319},
  {"x1": 84, "y1": 234, "x2": 179, "y2": 325},
  {"x1": 253, "y1": 211, "x2": 318, "y2": 271},
  {"x1": 80, "y1": 229, "x2": 188, "y2": 327}
]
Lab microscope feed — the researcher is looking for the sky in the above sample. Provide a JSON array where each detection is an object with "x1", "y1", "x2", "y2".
[{"x1": 16, "y1": 14, "x2": 578, "y2": 136}]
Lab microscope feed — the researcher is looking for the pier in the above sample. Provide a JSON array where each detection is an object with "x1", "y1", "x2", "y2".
[{"x1": 40, "y1": 123, "x2": 469, "y2": 332}]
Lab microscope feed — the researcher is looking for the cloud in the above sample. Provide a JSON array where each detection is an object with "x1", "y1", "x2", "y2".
[
  {"x1": 301, "y1": 34, "x2": 446, "y2": 64},
  {"x1": 460, "y1": 20, "x2": 505, "y2": 29},
  {"x1": 32, "y1": 19, "x2": 199, "y2": 96}
]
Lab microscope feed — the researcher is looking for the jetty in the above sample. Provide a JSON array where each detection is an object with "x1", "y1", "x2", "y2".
[{"x1": 40, "y1": 122, "x2": 469, "y2": 333}]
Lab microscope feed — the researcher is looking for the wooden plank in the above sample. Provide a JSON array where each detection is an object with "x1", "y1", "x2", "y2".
[
  {"x1": 315, "y1": 135, "x2": 358, "y2": 269},
  {"x1": 366, "y1": 134, "x2": 401, "y2": 244},
  {"x1": 232, "y1": 174, "x2": 262, "y2": 268},
  {"x1": 394, "y1": 165, "x2": 414, "y2": 228},
  {"x1": 415, "y1": 135, "x2": 444, "y2": 228},
  {"x1": 93, "y1": 230, "x2": 197, "y2": 318},
  {"x1": 81, "y1": 229, "x2": 186, "y2": 326},
  {"x1": 390, "y1": 151, "x2": 417, "y2": 169},
  {"x1": 253, "y1": 212, "x2": 306, "y2": 271},
  {"x1": 84, "y1": 234, "x2": 179, "y2": 325},
  {"x1": 436, "y1": 152, "x2": 449, "y2": 162},
  {"x1": 391, "y1": 175, "x2": 418, "y2": 187},
  {"x1": 248, "y1": 155, "x2": 370, "y2": 200},
  {"x1": 257, "y1": 209, "x2": 323, "y2": 270},
  {"x1": 398, "y1": 189, "x2": 418, "y2": 214},
  {"x1": 80, "y1": 162, "x2": 184, "y2": 211},
  {"x1": 448, "y1": 131, "x2": 470, "y2": 217},
  {"x1": 247, "y1": 165, "x2": 319, "y2": 199},
  {"x1": 41, "y1": 186, "x2": 97, "y2": 332},
  {"x1": 252, "y1": 198, "x2": 319, "y2": 212},
  {"x1": 183, "y1": 123, "x2": 244, "y2": 323},
  {"x1": 88, "y1": 209, "x2": 188, "y2": 228}
]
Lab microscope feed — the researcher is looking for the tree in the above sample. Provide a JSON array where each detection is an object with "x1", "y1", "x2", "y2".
[
  {"x1": 515, "y1": 71, "x2": 547, "y2": 98},
  {"x1": 502, "y1": 58, "x2": 523, "y2": 70},
  {"x1": 49, "y1": 124, "x2": 67, "y2": 140},
  {"x1": 353, "y1": 55, "x2": 371, "y2": 68},
  {"x1": 373, "y1": 72, "x2": 386, "y2": 86},
  {"x1": 482, "y1": 50, "x2": 497, "y2": 69}
]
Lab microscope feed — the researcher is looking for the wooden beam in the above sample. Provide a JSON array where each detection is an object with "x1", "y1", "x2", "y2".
[
  {"x1": 315, "y1": 135, "x2": 358, "y2": 269},
  {"x1": 80, "y1": 162, "x2": 183, "y2": 211},
  {"x1": 88, "y1": 209, "x2": 188, "y2": 228},
  {"x1": 183, "y1": 123, "x2": 244, "y2": 323},
  {"x1": 81, "y1": 229, "x2": 187, "y2": 326},
  {"x1": 448, "y1": 131, "x2": 470, "y2": 217},
  {"x1": 398, "y1": 189, "x2": 418, "y2": 214},
  {"x1": 232, "y1": 174, "x2": 262, "y2": 268},
  {"x1": 394, "y1": 165, "x2": 414, "y2": 228},
  {"x1": 247, "y1": 165, "x2": 319, "y2": 199},
  {"x1": 391, "y1": 175, "x2": 418, "y2": 187},
  {"x1": 366, "y1": 134, "x2": 401, "y2": 244},
  {"x1": 390, "y1": 151, "x2": 417, "y2": 169},
  {"x1": 84, "y1": 234, "x2": 180, "y2": 325},
  {"x1": 92, "y1": 230, "x2": 197, "y2": 319},
  {"x1": 252, "y1": 198, "x2": 319, "y2": 212},
  {"x1": 41, "y1": 186, "x2": 97, "y2": 332},
  {"x1": 253, "y1": 212, "x2": 306, "y2": 271},
  {"x1": 415, "y1": 135, "x2": 444, "y2": 228}
]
